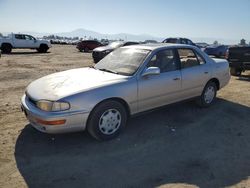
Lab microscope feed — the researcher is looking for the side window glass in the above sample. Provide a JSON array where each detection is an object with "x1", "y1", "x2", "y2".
[
  {"x1": 178, "y1": 49, "x2": 199, "y2": 69},
  {"x1": 15, "y1": 34, "x2": 23, "y2": 40},
  {"x1": 181, "y1": 39, "x2": 187, "y2": 44},
  {"x1": 196, "y1": 52, "x2": 206, "y2": 65},
  {"x1": 187, "y1": 40, "x2": 193, "y2": 45},
  {"x1": 147, "y1": 49, "x2": 178, "y2": 73},
  {"x1": 25, "y1": 35, "x2": 31, "y2": 40}
]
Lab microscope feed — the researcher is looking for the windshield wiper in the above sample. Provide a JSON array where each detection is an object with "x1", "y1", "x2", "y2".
[{"x1": 98, "y1": 68, "x2": 119, "y2": 74}]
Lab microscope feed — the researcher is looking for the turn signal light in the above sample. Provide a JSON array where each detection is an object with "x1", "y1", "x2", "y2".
[{"x1": 36, "y1": 118, "x2": 66, "y2": 125}]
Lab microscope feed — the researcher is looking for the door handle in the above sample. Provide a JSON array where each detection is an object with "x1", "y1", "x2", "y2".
[
  {"x1": 173, "y1": 77, "x2": 180, "y2": 81},
  {"x1": 204, "y1": 71, "x2": 209, "y2": 74}
]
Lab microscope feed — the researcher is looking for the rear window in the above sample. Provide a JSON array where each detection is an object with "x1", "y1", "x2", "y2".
[
  {"x1": 163, "y1": 38, "x2": 178, "y2": 43},
  {"x1": 15, "y1": 34, "x2": 24, "y2": 39}
]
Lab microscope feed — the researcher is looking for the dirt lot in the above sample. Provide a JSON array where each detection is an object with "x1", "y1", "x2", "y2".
[{"x1": 0, "y1": 45, "x2": 250, "y2": 188}]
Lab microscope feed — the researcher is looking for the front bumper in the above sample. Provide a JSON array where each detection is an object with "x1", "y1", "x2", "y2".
[{"x1": 21, "y1": 95, "x2": 90, "y2": 134}]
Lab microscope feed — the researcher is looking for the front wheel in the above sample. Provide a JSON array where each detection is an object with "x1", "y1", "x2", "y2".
[
  {"x1": 197, "y1": 81, "x2": 217, "y2": 107},
  {"x1": 87, "y1": 100, "x2": 127, "y2": 141},
  {"x1": 37, "y1": 44, "x2": 48, "y2": 53}
]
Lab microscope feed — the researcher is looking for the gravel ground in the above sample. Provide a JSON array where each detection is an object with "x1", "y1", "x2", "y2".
[{"x1": 0, "y1": 45, "x2": 250, "y2": 188}]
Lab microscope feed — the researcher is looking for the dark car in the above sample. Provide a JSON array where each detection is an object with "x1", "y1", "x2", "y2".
[
  {"x1": 204, "y1": 45, "x2": 228, "y2": 58},
  {"x1": 162, "y1": 37, "x2": 196, "y2": 46},
  {"x1": 76, "y1": 40, "x2": 103, "y2": 52},
  {"x1": 92, "y1": 41, "x2": 139, "y2": 63},
  {"x1": 226, "y1": 46, "x2": 250, "y2": 76}
]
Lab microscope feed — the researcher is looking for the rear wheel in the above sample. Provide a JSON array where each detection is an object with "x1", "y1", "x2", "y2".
[
  {"x1": 230, "y1": 67, "x2": 242, "y2": 76},
  {"x1": 87, "y1": 100, "x2": 127, "y2": 141},
  {"x1": 197, "y1": 81, "x2": 217, "y2": 107},
  {"x1": 1, "y1": 44, "x2": 12, "y2": 54},
  {"x1": 37, "y1": 44, "x2": 48, "y2": 53}
]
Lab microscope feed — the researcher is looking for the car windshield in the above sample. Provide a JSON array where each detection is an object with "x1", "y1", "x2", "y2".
[
  {"x1": 108, "y1": 41, "x2": 124, "y2": 48},
  {"x1": 95, "y1": 48, "x2": 150, "y2": 76}
]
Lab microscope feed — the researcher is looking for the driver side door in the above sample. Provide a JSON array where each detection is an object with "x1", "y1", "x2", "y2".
[
  {"x1": 137, "y1": 49, "x2": 182, "y2": 112},
  {"x1": 24, "y1": 35, "x2": 37, "y2": 48}
]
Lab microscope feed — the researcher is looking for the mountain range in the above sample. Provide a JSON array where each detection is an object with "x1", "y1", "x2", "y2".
[{"x1": 3, "y1": 28, "x2": 241, "y2": 44}]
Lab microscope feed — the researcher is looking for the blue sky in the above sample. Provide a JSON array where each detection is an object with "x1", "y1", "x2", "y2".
[{"x1": 0, "y1": 0, "x2": 250, "y2": 42}]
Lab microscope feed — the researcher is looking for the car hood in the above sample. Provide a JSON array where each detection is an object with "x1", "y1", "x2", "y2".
[
  {"x1": 26, "y1": 67, "x2": 128, "y2": 101},
  {"x1": 93, "y1": 46, "x2": 115, "y2": 52}
]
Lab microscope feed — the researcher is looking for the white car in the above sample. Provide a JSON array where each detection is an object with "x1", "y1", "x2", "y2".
[{"x1": 0, "y1": 33, "x2": 51, "y2": 53}]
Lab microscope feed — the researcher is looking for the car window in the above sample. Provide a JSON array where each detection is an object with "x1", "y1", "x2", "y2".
[
  {"x1": 195, "y1": 52, "x2": 206, "y2": 65},
  {"x1": 147, "y1": 49, "x2": 178, "y2": 73},
  {"x1": 163, "y1": 38, "x2": 178, "y2": 43},
  {"x1": 15, "y1": 34, "x2": 24, "y2": 40},
  {"x1": 124, "y1": 42, "x2": 138, "y2": 46},
  {"x1": 25, "y1": 35, "x2": 32, "y2": 40},
  {"x1": 177, "y1": 49, "x2": 200, "y2": 69},
  {"x1": 95, "y1": 48, "x2": 150, "y2": 76},
  {"x1": 180, "y1": 39, "x2": 187, "y2": 44},
  {"x1": 187, "y1": 40, "x2": 193, "y2": 45}
]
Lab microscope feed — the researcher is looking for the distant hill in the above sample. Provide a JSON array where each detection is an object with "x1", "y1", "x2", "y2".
[
  {"x1": 2, "y1": 28, "x2": 240, "y2": 44},
  {"x1": 19, "y1": 28, "x2": 164, "y2": 42}
]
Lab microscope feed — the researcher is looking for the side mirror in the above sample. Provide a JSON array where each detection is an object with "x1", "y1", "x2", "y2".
[{"x1": 142, "y1": 67, "x2": 160, "y2": 77}]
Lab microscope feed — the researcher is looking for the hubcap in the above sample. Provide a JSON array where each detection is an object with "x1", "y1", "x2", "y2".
[
  {"x1": 99, "y1": 109, "x2": 121, "y2": 135},
  {"x1": 204, "y1": 86, "x2": 215, "y2": 104}
]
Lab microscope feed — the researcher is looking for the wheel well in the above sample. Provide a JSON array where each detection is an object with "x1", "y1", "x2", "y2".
[
  {"x1": 40, "y1": 43, "x2": 48, "y2": 48},
  {"x1": 99, "y1": 98, "x2": 130, "y2": 116},
  {"x1": 209, "y1": 78, "x2": 220, "y2": 90},
  {"x1": 86, "y1": 97, "x2": 131, "y2": 128},
  {"x1": 1, "y1": 43, "x2": 12, "y2": 48}
]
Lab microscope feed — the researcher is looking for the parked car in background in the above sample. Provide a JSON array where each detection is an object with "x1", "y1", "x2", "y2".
[
  {"x1": 76, "y1": 40, "x2": 103, "y2": 52},
  {"x1": 226, "y1": 46, "x2": 250, "y2": 76},
  {"x1": 143, "y1": 40, "x2": 158, "y2": 44},
  {"x1": 21, "y1": 43, "x2": 230, "y2": 141},
  {"x1": 162, "y1": 37, "x2": 197, "y2": 46},
  {"x1": 0, "y1": 33, "x2": 51, "y2": 53},
  {"x1": 92, "y1": 41, "x2": 139, "y2": 63},
  {"x1": 195, "y1": 42, "x2": 209, "y2": 49},
  {"x1": 204, "y1": 45, "x2": 228, "y2": 58}
]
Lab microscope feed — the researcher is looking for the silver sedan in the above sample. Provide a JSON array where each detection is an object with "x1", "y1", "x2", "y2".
[{"x1": 21, "y1": 43, "x2": 230, "y2": 140}]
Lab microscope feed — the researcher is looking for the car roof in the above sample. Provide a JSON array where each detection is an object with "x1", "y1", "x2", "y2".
[{"x1": 122, "y1": 43, "x2": 197, "y2": 51}]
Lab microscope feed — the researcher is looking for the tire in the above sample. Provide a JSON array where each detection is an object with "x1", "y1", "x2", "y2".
[
  {"x1": 1, "y1": 43, "x2": 12, "y2": 54},
  {"x1": 84, "y1": 47, "x2": 89, "y2": 52},
  {"x1": 37, "y1": 44, "x2": 48, "y2": 53},
  {"x1": 87, "y1": 100, "x2": 127, "y2": 141},
  {"x1": 230, "y1": 67, "x2": 242, "y2": 76},
  {"x1": 197, "y1": 81, "x2": 217, "y2": 107}
]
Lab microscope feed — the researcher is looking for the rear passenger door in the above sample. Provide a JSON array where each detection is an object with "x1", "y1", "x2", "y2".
[
  {"x1": 14, "y1": 34, "x2": 26, "y2": 47},
  {"x1": 177, "y1": 48, "x2": 211, "y2": 98}
]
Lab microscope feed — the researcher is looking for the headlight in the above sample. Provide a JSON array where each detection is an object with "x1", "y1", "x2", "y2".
[{"x1": 36, "y1": 100, "x2": 70, "y2": 112}]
